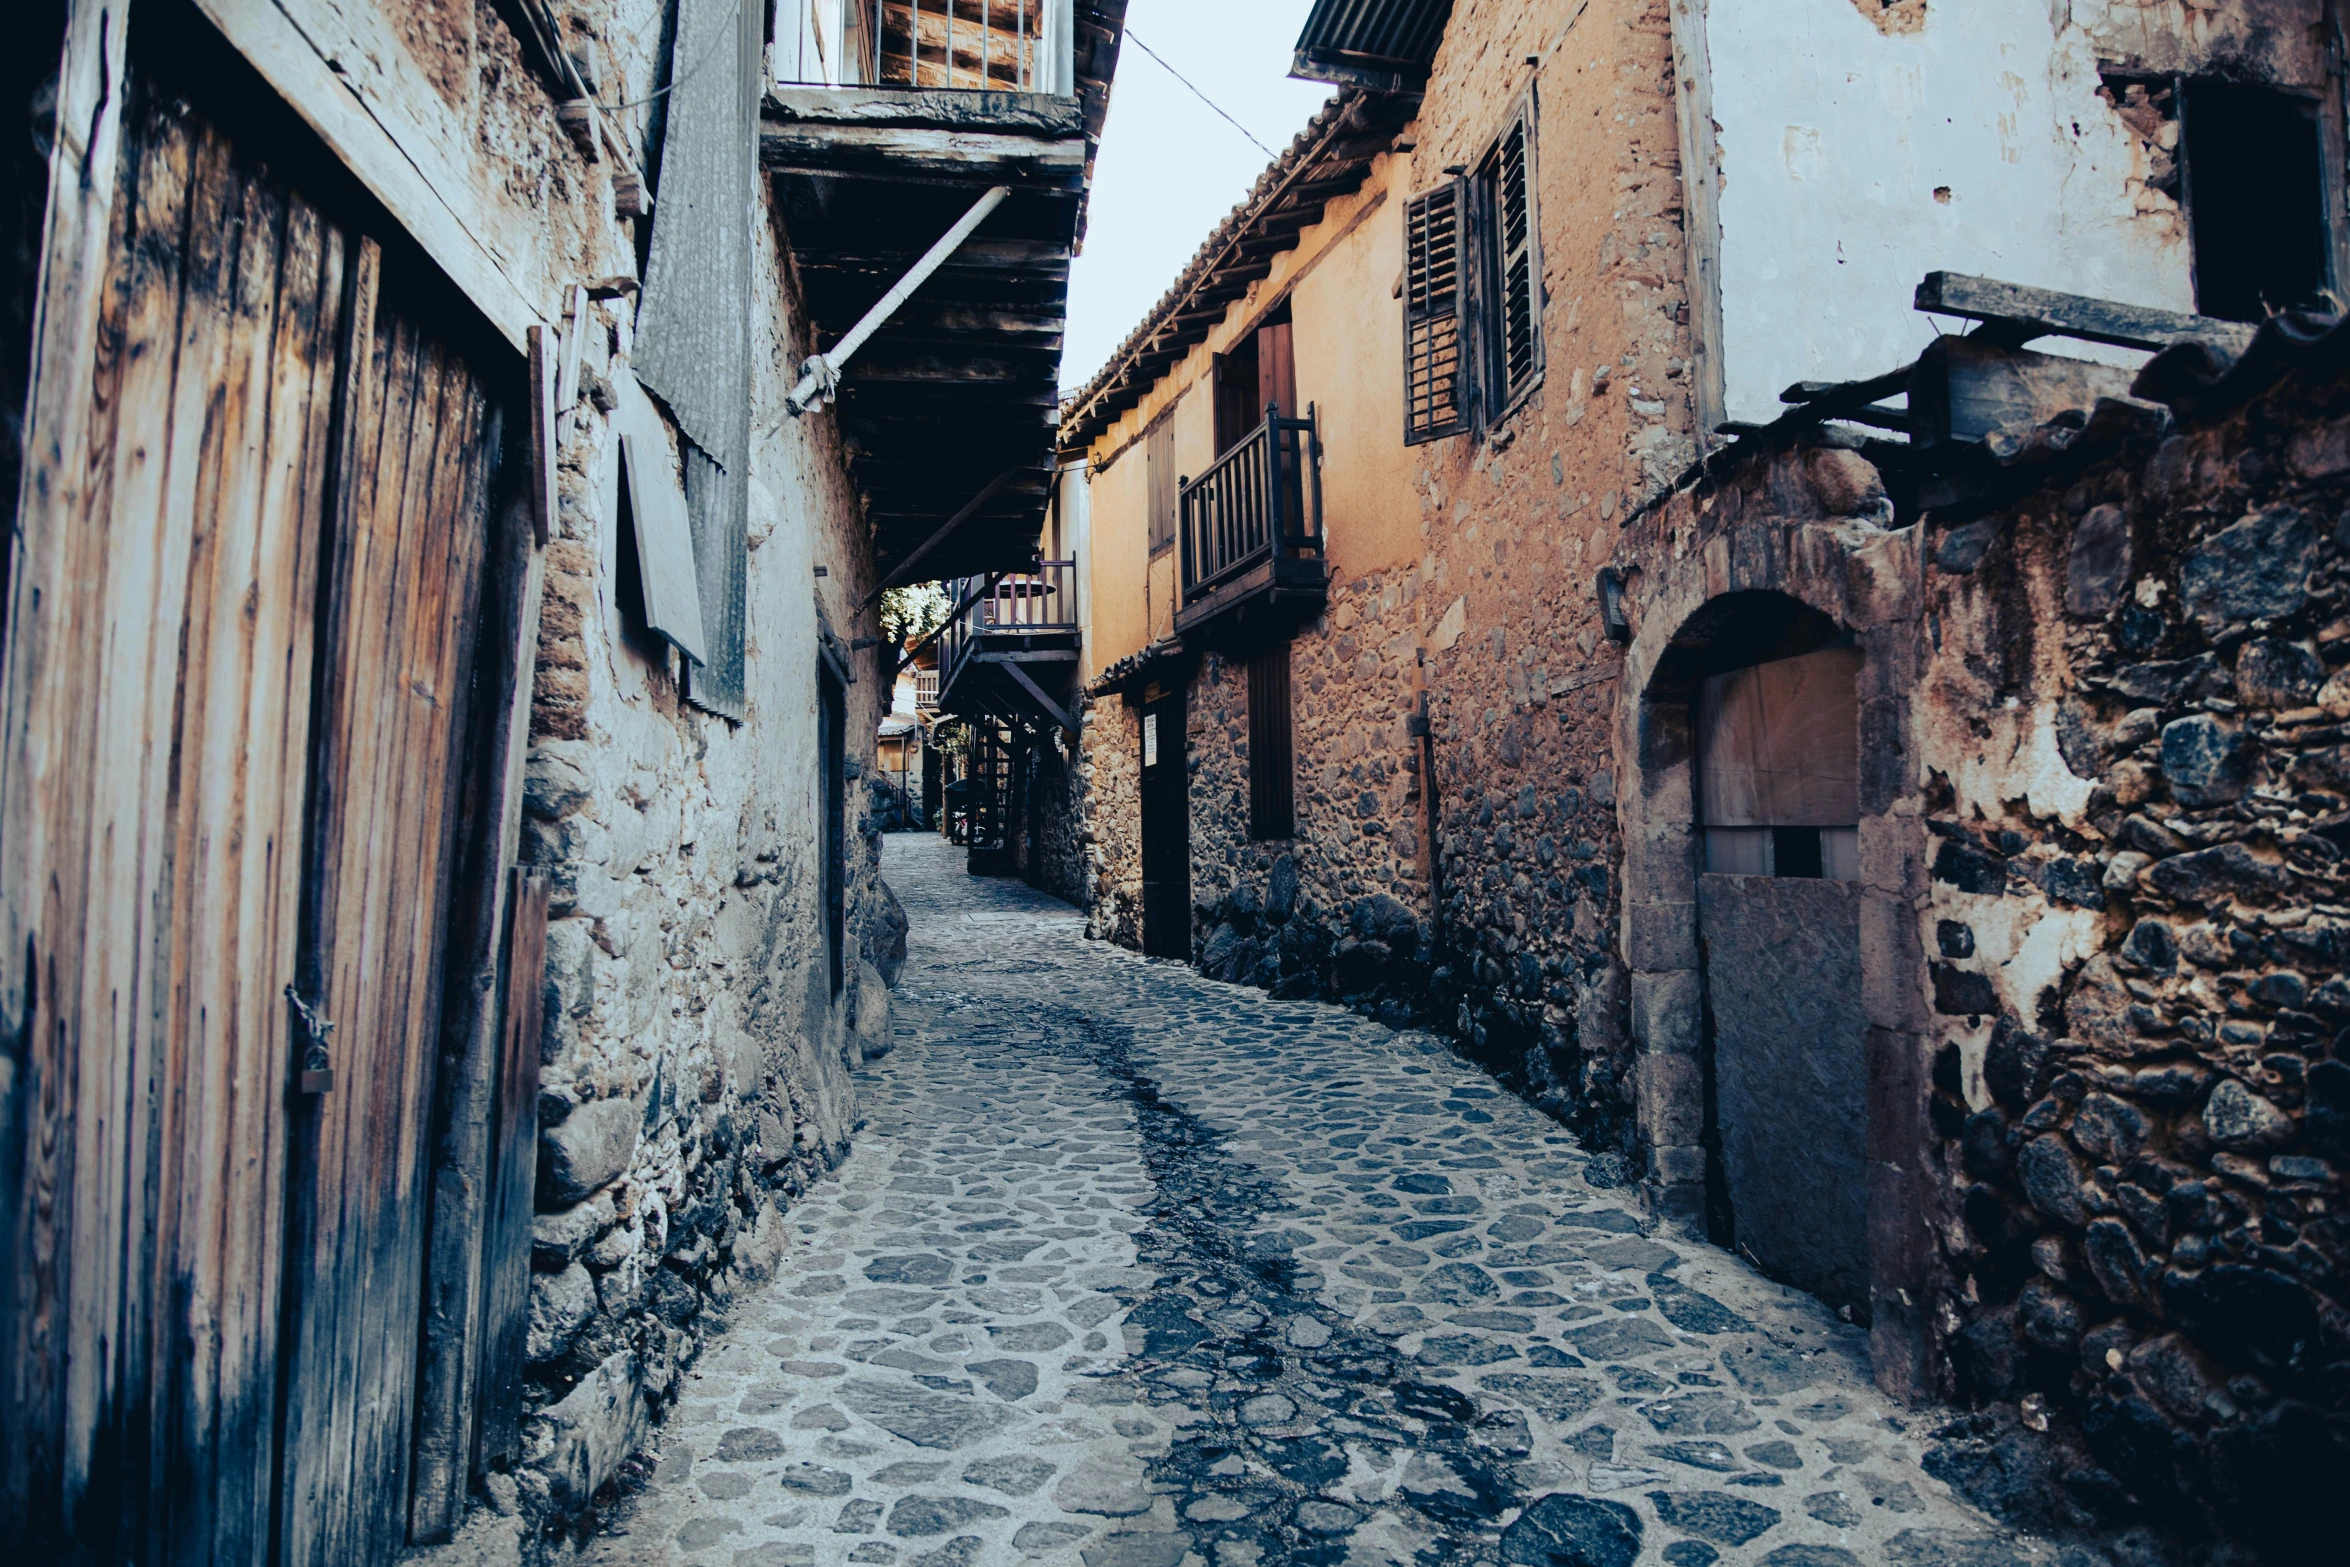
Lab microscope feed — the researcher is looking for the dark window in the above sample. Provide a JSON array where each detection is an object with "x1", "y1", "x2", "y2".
[
  {"x1": 1145, "y1": 410, "x2": 1177, "y2": 556},
  {"x1": 1214, "y1": 303, "x2": 1296, "y2": 455},
  {"x1": 2180, "y1": 80, "x2": 2331, "y2": 322},
  {"x1": 1247, "y1": 645, "x2": 1295, "y2": 840},
  {"x1": 1402, "y1": 93, "x2": 1542, "y2": 443},
  {"x1": 820, "y1": 667, "x2": 846, "y2": 994}
]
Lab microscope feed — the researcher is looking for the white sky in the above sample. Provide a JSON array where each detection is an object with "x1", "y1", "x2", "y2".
[{"x1": 1062, "y1": 0, "x2": 1335, "y2": 394}]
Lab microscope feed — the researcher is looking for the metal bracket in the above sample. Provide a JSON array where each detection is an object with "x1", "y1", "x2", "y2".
[{"x1": 287, "y1": 984, "x2": 337, "y2": 1094}]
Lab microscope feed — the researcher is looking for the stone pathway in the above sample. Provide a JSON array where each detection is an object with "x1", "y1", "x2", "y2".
[{"x1": 584, "y1": 833, "x2": 2107, "y2": 1567}]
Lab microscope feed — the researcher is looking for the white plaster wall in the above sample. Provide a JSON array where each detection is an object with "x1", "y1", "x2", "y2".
[{"x1": 1699, "y1": 0, "x2": 2323, "y2": 424}]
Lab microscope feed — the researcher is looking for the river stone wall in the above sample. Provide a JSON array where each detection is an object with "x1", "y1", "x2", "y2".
[{"x1": 1910, "y1": 349, "x2": 2350, "y2": 1557}]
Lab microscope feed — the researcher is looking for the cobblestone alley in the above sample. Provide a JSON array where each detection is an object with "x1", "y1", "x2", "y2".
[{"x1": 580, "y1": 833, "x2": 2107, "y2": 1567}]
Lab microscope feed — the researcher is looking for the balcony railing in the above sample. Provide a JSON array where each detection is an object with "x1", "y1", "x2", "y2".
[
  {"x1": 914, "y1": 667, "x2": 940, "y2": 709},
  {"x1": 780, "y1": 0, "x2": 1075, "y2": 94},
  {"x1": 1179, "y1": 404, "x2": 1323, "y2": 605},
  {"x1": 939, "y1": 558, "x2": 1080, "y2": 690}
]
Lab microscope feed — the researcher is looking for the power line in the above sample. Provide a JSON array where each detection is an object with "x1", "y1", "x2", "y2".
[{"x1": 1124, "y1": 28, "x2": 1279, "y2": 161}]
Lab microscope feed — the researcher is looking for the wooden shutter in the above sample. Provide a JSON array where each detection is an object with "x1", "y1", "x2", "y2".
[
  {"x1": 1403, "y1": 180, "x2": 1468, "y2": 444},
  {"x1": 1493, "y1": 97, "x2": 1544, "y2": 409},
  {"x1": 1145, "y1": 411, "x2": 1177, "y2": 555},
  {"x1": 1248, "y1": 645, "x2": 1296, "y2": 840}
]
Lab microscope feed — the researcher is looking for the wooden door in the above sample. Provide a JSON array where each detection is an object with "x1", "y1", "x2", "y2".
[
  {"x1": 1139, "y1": 687, "x2": 1190, "y2": 959},
  {"x1": 3, "y1": 67, "x2": 360, "y2": 1564},
  {"x1": 277, "y1": 267, "x2": 499, "y2": 1567},
  {"x1": 0, "y1": 41, "x2": 504, "y2": 1562}
]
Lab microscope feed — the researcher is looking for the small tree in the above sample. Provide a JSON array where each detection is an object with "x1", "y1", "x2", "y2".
[{"x1": 878, "y1": 582, "x2": 950, "y2": 661}]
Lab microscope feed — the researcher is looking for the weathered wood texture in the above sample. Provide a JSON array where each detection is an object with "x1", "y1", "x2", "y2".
[
  {"x1": 187, "y1": 0, "x2": 565, "y2": 350},
  {"x1": 279, "y1": 270, "x2": 496, "y2": 1567},
  {"x1": 3, "y1": 60, "x2": 349, "y2": 1560},
  {"x1": 409, "y1": 493, "x2": 546, "y2": 1542},
  {"x1": 0, "y1": 1, "x2": 130, "y2": 1543},
  {"x1": 477, "y1": 866, "x2": 553, "y2": 1469}
]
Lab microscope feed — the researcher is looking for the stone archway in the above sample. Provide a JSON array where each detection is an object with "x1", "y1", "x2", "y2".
[{"x1": 1610, "y1": 487, "x2": 1937, "y2": 1393}]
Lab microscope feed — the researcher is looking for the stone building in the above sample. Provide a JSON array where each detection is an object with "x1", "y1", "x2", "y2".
[
  {"x1": 1050, "y1": 0, "x2": 2348, "y2": 1551},
  {"x1": 0, "y1": 0, "x2": 1120, "y2": 1561}
]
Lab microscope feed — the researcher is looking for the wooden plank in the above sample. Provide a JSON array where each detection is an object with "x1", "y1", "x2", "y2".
[
  {"x1": 476, "y1": 866, "x2": 551, "y2": 1469},
  {"x1": 1, "y1": 4, "x2": 132, "y2": 1543},
  {"x1": 764, "y1": 84, "x2": 1085, "y2": 134},
  {"x1": 1908, "y1": 336, "x2": 2138, "y2": 450},
  {"x1": 282, "y1": 273, "x2": 496, "y2": 1566},
  {"x1": 1914, "y1": 271, "x2": 2259, "y2": 354},
  {"x1": 617, "y1": 372, "x2": 712, "y2": 663},
  {"x1": 759, "y1": 122, "x2": 1088, "y2": 186},
  {"x1": 186, "y1": 0, "x2": 544, "y2": 349},
  {"x1": 408, "y1": 488, "x2": 545, "y2": 1540}
]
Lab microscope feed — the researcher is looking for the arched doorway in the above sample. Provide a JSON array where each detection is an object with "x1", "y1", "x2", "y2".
[{"x1": 1643, "y1": 591, "x2": 1872, "y2": 1315}]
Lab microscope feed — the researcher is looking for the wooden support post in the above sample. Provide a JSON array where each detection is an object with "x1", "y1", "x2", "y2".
[
  {"x1": 861, "y1": 466, "x2": 1027, "y2": 605},
  {"x1": 1001, "y1": 659, "x2": 1078, "y2": 736}
]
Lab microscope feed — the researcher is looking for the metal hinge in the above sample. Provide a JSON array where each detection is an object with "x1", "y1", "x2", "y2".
[{"x1": 286, "y1": 984, "x2": 336, "y2": 1094}]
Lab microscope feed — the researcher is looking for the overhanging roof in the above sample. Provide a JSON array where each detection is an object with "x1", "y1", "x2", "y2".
[
  {"x1": 1291, "y1": 0, "x2": 1456, "y2": 92},
  {"x1": 1059, "y1": 88, "x2": 1415, "y2": 453}
]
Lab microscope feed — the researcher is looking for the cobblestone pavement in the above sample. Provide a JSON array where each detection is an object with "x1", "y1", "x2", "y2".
[{"x1": 588, "y1": 833, "x2": 2107, "y2": 1567}]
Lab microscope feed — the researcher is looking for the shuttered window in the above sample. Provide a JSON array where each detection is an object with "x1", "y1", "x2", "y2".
[
  {"x1": 1403, "y1": 181, "x2": 1468, "y2": 444},
  {"x1": 1403, "y1": 95, "x2": 1544, "y2": 440},
  {"x1": 1491, "y1": 99, "x2": 1544, "y2": 409},
  {"x1": 1248, "y1": 645, "x2": 1296, "y2": 840},
  {"x1": 1145, "y1": 410, "x2": 1177, "y2": 555}
]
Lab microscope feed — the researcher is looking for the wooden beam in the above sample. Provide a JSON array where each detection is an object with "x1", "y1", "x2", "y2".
[
  {"x1": 788, "y1": 185, "x2": 1012, "y2": 414},
  {"x1": 1914, "y1": 272, "x2": 2258, "y2": 354},
  {"x1": 864, "y1": 466, "x2": 1033, "y2": 604},
  {"x1": 765, "y1": 86, "x2": 1085, "y2": 136},
  {"x1": 1001, "y1": 659, "x2": 1078, "y2": 736},
  {"x1": 760, "y1": 123, "x2": 1087, "y2": 188}
]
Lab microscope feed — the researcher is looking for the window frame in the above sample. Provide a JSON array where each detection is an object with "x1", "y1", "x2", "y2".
[{"x1": 1144, "y1": 405, "x2": 1178, "y2": 557}]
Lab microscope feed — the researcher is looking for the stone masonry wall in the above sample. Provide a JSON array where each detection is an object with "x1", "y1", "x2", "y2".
[
  {"x1": 1907, "y1": 352, "x2": 2350, "y2": 1556},
  {"x1": 492, "y1": 6, "x2": 894, "y2": 1529},
  {"x1": 1075, "y1": 697, "x2": 1144, "y2": 948},
  {"x1": 1183, "y1": 574, "x2": 1434, "y2": 1014}
]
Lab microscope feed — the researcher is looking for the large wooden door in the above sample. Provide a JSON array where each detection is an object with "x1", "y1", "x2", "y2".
[
  {"x1": 1, "y1": 40, "x2": 503, "y2": 1565},
  {"x1": 276, "y1": 251, "x2": 499, "y2": 1567},
  {"x1": 1139, "y1": 686, "x2": 1190, "y2": 958},
  {"x1": 4, "y1": 66, "x2": 361, "y2": 1564}
]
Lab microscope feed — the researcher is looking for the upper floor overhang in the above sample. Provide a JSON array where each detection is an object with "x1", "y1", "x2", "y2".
[{"x1": 766, "y1": 3, "x2": 1127, "y2": 586}]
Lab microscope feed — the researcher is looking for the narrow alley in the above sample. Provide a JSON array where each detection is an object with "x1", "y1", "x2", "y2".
[{"x1": 584, "y1": 833, "x2": 2086, "y2": 1567}]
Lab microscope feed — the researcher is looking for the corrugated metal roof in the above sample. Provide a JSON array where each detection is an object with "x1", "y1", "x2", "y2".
[{"x1": 1291, "y1": 0, "x2": 1456, "y2": 91}]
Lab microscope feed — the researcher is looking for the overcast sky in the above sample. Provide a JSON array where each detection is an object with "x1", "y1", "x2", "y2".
[{"x1": 1061, "y1": 0, "x2": 1334, "y2": 395}]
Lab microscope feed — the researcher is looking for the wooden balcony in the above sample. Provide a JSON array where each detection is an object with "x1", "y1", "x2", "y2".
[
  {"x1": 1175, "y1": 404, "x2": 1327, "y2": 649},
  {"x1": 765, "y1": 2, "x2": 1127, "y2": 582},
  {"x1": 937, "y1": 560, "x2": 1082, "y2": 731}
]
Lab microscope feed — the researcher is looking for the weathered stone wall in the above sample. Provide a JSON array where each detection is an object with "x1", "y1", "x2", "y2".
[
  {"x1": 1075, "y1": 697, "x2": 1145, "y2": 947},
  {"x1": 486, "y1": 0, "x2": 893, "y2": 1533},
  {"x1": 1182, "y1": 574, "x2": 1435, "y2": 1016},
  {"x1": 1019, "y1": 733, "x2": 1089, "y2": 906},
  {"x1": 1908, "y1": 354, "x2": 2350, "y2": 1555}
]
